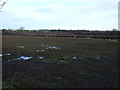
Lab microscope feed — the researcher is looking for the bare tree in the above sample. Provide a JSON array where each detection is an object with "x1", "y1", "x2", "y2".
[
  {"x1": 0, "y1": 0, "x2": 8, "y2": 10},
  {"x1": 19, "y1": 27, "x2": 25, "y2": 30}
]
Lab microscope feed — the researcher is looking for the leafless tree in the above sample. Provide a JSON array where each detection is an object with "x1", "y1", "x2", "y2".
[{"x1": 0, "y1": 0, "x2": 8, "y2": 10}]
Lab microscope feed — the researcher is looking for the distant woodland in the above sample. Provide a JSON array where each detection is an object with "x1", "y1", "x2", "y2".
[{"x1": 1, "y1": 29, "x2": 120, "y2": 39}]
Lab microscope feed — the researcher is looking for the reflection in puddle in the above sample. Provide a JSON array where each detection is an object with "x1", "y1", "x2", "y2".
[
  {"x1": 3, "y1": 56, "x2": 32, "y2": 63},
  {"x1": 13, "y1": 58, "x2": 21, "y2": 61},
  {"x1": 81, "y1": 54, "x2": 85, "y2": 56},
  {"x1": 38, "y1": 56, "x2": 44, "y2": 59},
  {"x1": 4, "y1": 54, "x2": 11, "y2": 56},
  {"x1": 13, "y1": 56, "x2": 32, "y2": 61},
  {"x1": 36, "y1": 50, "x2": 45, "y2": 52},
  {"x1": 95, "y1": 56, "x2": 101, "y2": 60},
  {"x1": 59, "y1": 60, "x2": 65, "y2": 63},
  {"x1": 57, "y1": 60, "x2": 65, "y2": 64},
  {"x1": 0, "y1": 53, "x2": 11, "y2": 57},
  {"x1": 95, "y1": 55, "x2": 108, "y2": 60},
  {"x1": 2, "y1": 53, "x2": 11, "y2": 56},
  {"x1": 17, "y1": 46, "x2": 25, "y2": 48},
  {"x1": 41, "y1": 44, "x2": 48, "y2": 47},
  {"x1": 40, "y1": 44, "x2": 61, "y2": 50},
  {"x1": 46, "y1": 46, "x2": 61, "y2": 50},
  {"x1": 72, "y1": 56, "x2": 77, "y2": 60},
  {"x1": 20, "y1": 56, "x2": 32, "y2": 60}
]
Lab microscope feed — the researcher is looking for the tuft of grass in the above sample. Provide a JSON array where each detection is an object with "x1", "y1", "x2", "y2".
[
  {"x1": 40, "y1": 58, "x2": 59, "y2": 63},
  {"x1": 61, "y1": 55, "x2": 70, "y2": 60}
]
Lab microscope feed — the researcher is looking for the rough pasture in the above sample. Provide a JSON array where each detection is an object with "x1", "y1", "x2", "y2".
[{"x1": 2, "y1": 35, "x2": 119, "y2": 88}]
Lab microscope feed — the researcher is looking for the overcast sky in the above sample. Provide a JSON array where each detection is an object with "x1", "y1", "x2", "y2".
[{"x1": 0, "y1": 0, "x2": 119, "y2": 30}]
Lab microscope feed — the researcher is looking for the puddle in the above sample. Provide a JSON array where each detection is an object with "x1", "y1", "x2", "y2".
[
  {"x1": 1, "y1": 53, "x2": 11, "y2": 57},
  {"x1": 59, "y1": 60, "x2": 65, "y2": 63},
  {"x1": 36, "y1": 50, "x2": 45, "y2": 52},
  {"x1": 13, "y1": 56, "x2": 32, "y2": 61},
  {"x1": 95, "y1": 55, "x2": 107, "y2": 60},
  {"x1": 17, "y1": 46, "x2": 25, "y2": 48},
  {"x1": 13, "y1": 58, "x2": 21, "y2": 61},
  {"x1": 3, "y1": 53, "x2": 11, "y2": 56},
  {"x1": 3, "y1": 55, "x2": 32, "y2": 63},
  {"x1": 41, "y1": 44, "x2": 44, "y2": 46},
  {"x1": 81, "y1": 54, "x2": 85, "y2": 56},
  {"x1": 37, "y1": 45, "x2": 61, "y2": 52},
  {"x1": 95, "y1": 55, "x2": 109, "y2": 60},
  {"x1": 46, "y1": 46, "x2": 61, "y2": 50},
  {"x1": 72, "y1": 56, "x2": 77, "y2": 60},
  {"x1": 0, "y1": 54, "x2": 2, "y2": 57},
  {"x1": 38, "y1": 56, "x2": 44, "y2": 59},
  {"x1": 0, "y1": 53, "x2": 11, "y2": 57},
  {"x1": 40, "y1": 44, "x2": 61, "y2": 50},
  {"x1": 95, "y1": 56, "x2": 101, "y2": 60},
  {"x1": 58, "y1": 60, "x2": 65, "y2": 64},
  {"x1": 20, "y1": 56, "x2": 32, "y2": 60},
  {"x1": 41, "y1": 44, "x2": 48, "y2": 47}
]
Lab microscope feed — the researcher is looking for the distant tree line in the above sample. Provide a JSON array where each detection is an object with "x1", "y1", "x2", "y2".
[{"x1": 1, "y1": 28, "x2": 120, "y2": 40}]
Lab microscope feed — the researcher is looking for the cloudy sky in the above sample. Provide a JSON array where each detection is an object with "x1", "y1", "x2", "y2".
[{"x1": 0, "y1": 0, "x2": 119, "y2": 30}]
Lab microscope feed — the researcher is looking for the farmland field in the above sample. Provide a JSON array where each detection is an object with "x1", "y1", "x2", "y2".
[{"x1": 2, "y1": 35, "x2": 119, "y2": 88}]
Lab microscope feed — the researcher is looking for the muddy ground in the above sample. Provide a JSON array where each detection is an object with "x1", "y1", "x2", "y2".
[{"x1": 2, "y1": 35, "x2": 119, "y2": 88}]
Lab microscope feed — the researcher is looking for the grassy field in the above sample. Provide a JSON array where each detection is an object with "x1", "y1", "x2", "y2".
[{"x1": 2, "y1": 35, "x2": 119, "y2": 88}]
